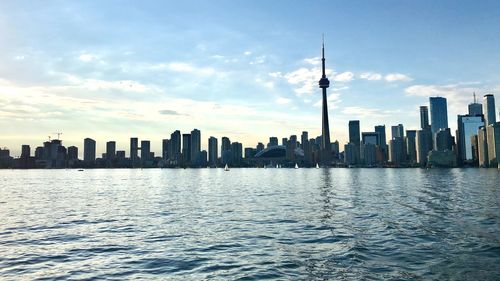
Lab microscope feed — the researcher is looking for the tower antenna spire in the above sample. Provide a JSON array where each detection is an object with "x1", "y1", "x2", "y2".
[
  {"x1": 321, "y1": 34, "x2": 326, "y2": 77},
  {"x1": 473, "y1": 91, "x2": 476, "y2": 103}
]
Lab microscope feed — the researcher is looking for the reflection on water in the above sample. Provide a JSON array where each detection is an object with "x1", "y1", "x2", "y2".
[{"x1": 0, "y1": 168, "x2": 499, "y2": 280}]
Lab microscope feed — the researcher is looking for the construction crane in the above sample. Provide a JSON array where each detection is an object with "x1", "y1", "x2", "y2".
[{"x1": 52, "y1": 132, "x2": 63, "y2": 140}]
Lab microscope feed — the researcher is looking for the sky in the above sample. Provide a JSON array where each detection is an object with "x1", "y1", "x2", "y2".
[{"x1": 1, "y1": 0, "x2": 499, "y2": 157}]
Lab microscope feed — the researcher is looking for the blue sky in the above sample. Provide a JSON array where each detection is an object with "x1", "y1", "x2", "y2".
[{"x1": 1, "y1": 0, "x2": 499, "y2": 156}]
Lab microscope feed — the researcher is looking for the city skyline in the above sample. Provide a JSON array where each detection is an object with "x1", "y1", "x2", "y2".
[{"x1": 1, "y1": 1, "x2": 500, "y2": 156}]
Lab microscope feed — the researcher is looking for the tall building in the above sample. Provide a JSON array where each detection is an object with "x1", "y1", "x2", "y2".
[
  {"x1": 416, "y1": 130, "x2": 432, "y2": 166},
  {"x1": 362, "y1": 132, "x2": 379, "y2": 146},
  {"x1": 348, "y1": 120, "x2": 361, "y2": 145},
  {"x1": 170, "y1": 130, "x2": 181, "y2": 161},
  {"x1": 301, "y1": 131, "x2": 308, "y2": 149},
  {"x1": 420, "y1": 106, "x2": 430, "y2": 129},
  {"x1": 162, "y1": 139, "x2": 170, "y2": 160},
  {"x1": 130, "y1": 138, "x2": 138, "y2": 162},
  {"x1": 106, "y1": 141, "x2": 116, "y2": 160},
  {"x1": 374, "y1": 125, "x2": 387, "y2": 148},
  {"x1": 190, "y1": 129, "x2": 201, "y2": 165},
  {"x1": 430, "y1": 97, "x2": 449, "y2": 134},
  {"x1": 468, "y1": 92, "x2": 483, "y2": 116},
  {"x1": 389, "y1": 138, "x2": 405, "y2": 166},
  {"x1": 231, "y1": 142, "x2": 243, "y2": 165},
  {"x1": 406, "y1": 130, "x2": 417, "y2": 164},
  {"x1": 268, "y1": 137, "x2": 278, "y2": 148},
  {"x1": 208, "y1": 136, "x2": 218, "y2": 167},
  {"x1": 182, "y1": 134, "x2": 191, "y2": 164},
  {"x1": 221, "y1": 137, "x2": 231, "y2": 152},
  {"x1": 483, "y1": 94, "x2": 497, "y2": 126},
  {"x1": 435, "y1": 128, "x2": 453, "y2": 151},
  {"x1": 457, "y1": 115, "x2": 484, "y2": 164},
  {"x1": 391, "y1": 124, "x2": 404, "y2": 139},
  {"x1": 83, "y1": 138, "x2": 96, "y2": 163},
  {"x1": 477, "y1": 126, "x2": 489, "y2": 167},
  {"x1": 140, "y1": 140, "x2": 151, "y2": 162},
  {"x1": 67, "y1": 146, "x2": 78, "y2": 160},
  {"x1": 486, "y1": 122, "x2": 500, "y2": 167},
  {"x1": 21, "y1": 145, "x2": 30, "y2": 159},
  {"x1": 318, "y1": 38, "x2": 332, "y2": 161}
]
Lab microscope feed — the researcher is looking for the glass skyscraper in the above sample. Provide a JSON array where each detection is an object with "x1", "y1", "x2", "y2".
[{"x1": 430, "y1": 97, "x2": 449, "y2": 134}]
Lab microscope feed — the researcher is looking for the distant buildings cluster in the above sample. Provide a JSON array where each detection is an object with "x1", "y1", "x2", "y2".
[{"x1": 1, "y1": 93, "x2": 498, "y2": 169}]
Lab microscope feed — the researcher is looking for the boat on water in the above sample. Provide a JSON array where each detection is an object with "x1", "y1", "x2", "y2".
[
  {"x1": 224, "y1": 164, "x2": 229, "y2": 171},
  {"x1": 294, "y1": 163, "x2": 299, "y2": 169},
  {"x1": 316, "y1": 163, "x2": 319, "y2": 169},
  {"x1": 77, "y1": 169, "x2": 84, "y2": 171}
]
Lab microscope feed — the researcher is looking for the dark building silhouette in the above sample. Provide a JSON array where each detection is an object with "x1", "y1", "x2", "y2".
[
  {"x1": 84, "y1": 138, "x2": 96, "y2": 163},
  {"x1": 182, "y1": 134, "x2": 191, "y2": 164},
  {"x1": 208, "y1": 136, "x2": 218, "y2": 167}
]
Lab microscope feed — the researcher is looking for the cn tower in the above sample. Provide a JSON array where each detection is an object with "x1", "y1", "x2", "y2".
[{"x1": 319, "y1": 37, "x2": 331, "y2": 156}]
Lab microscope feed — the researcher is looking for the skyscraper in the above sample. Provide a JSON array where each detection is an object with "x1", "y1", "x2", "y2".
[
  {"x1": 420, "y1": 106, "x2": 430, "y2": 129},
  {"x1": 468, "y1": 92, "x2": 483, "y2": 117},
  {"x1": 348, "y1": 120, "x2": 360, "y2": 145},
  {"x1": 483, "y1": 94, "x2": 497, "y2": 126},
  {"x1": 190, "y1": 129, "x2": 201, "y2": 165},
  {"x1": 170, "y1": 130, "x2": 181, "y2": 161},
  {"x1": 162, "y1": 139, "x2": 170, "y2": 160},
  {"x1": 457, "y1": 115, "x2": 483, "y2": 163},
  {"x1": 406, "y1": 130, "x2": 417, "y2": 164},
  {"x1": 318, "y1": 38, "x2": 331, "y2": 161},
  {"x1": 268, "y1": 137, "x2": 278, "y2": 148},
  {"x1": 374, "y1": 125, "x2": 387, "y2": 149},
  {"x1": 430, "y1": 97, "x2": 449, "y2": 134},
  {"x1": 182, "y1": 134, "x2": 191, "y2": 164},
  {"x1": 130, "y1": 138, "x2": 138, "y2": 162},
  {"x1": 83, "y1": 138, "x2": 96, "y2": 163},
  {"x1": 208, "y1": 136, "x2": 218, "y2": 167},
  {"x1": 106, "y1": 141, "x2": 116, "y2": 160},
  {"x1": 391, "y1": 124, "x2": 404, "y2": 139},
  {"x1": 140, "y1": 140, "x2": 151, "y2": 162}
]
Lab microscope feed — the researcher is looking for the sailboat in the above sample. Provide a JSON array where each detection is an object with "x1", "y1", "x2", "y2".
[
  {"x1": 294, "y1": 163, "x2": 299, "y2": 169},
  {"x1": 316, "y1": 163, "x2": 319, "y2": 169},
  {"x1": 224, "y1": 164, "x2": 229, "y2": 171}
]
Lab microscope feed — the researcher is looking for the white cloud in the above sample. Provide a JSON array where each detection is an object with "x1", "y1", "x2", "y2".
[
  {"x1": 333, "y1": 71, "x2": 354, "y2": 82},
  {"x1": 359, "y1": 72, "x2": 382, "y2": 81},
  {"x1": 244, "y1": 51, "x2": 252, "y2": 56},
  {"x1": 167, "y1": 62, "x2": 215, "y2": 76},
  {"x1": 341, "y1": 106, "x2": 397, "y2": 118},
  {"x1": 276, "y1": 97, "x2": 292, "y2": 105},
  {"x1": 303, "y1": 57, "x2": 321, "y2": 65},
  {"x1": 313, "y1": 93, "x2": 341, "y2": 108},
  {"x1": 268, "y1": 72, "x2": 282, "y2": 78},
  {"x1": 249, "y1": 55, "x2": 266, "y2": 65},
  {"x1": 14, "y1": 55, "x2": 26, "y2": 61},
  {"x1": 385, "y1": 73, "x2": 412, "y2": 82},
  {"x1": 78, "y1": 53, "x2": 98, "y2": 62},
  {"x1": 283, "y1": 67, "x2": 333, "y2": 96}
]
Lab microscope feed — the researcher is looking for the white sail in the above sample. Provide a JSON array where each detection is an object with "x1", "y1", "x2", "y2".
[
  {"x1": 224, "y1": 164, "x2": 229, "y2": 171},
  {"x1": 316, "y1": 163, "x2": 319, "y2": 169},
  {"x1": 295, "y1": 163, "x2": 299, "y2": 169}
]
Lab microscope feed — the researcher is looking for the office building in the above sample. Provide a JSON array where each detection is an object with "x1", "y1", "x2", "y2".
[
  {"x1": 106, "y1": 141, "x2": 116, "y2": 160},
  {"x1": 468, "y1": 93, "x2": 483, "y2": 116},
  {"x1": 374, "y1": 125, "x2": 387, "y2": 148},
  {"x1": 457, "y1": 115, "x2": 484, "y2": 163},
  {"x1": 477, "y1": 126, "x2": 489, "y2": 167},
  {"x1": 208, "y1": 136, "x2": 218, "y2": 167},
  {"x1": 182, "y1": 134, "x2": 191, "y2": 164},
  {"x1": 430, "y1": 97, "x2": 449, "y2": 134},
  {"x1": 268, "y1": 137, "x2": 278, "y2": 148},
  {"x1": 391, "y1": 124, "x2": 404, "y2": 139},
  {"x1": 406, "y1": 130, "x2": 417, "y2": 164},
  {"x1": 435, "y1": 128, "x2": 453, "y2": 151},
  {"x1": 162, "y1": 139, "x2": 169, "y2": 160},
  {"x1": 486, "y1": 122, "x2": 500, "y2": 167},
  {"x1": 67, "y1": 146, "x2": 78, "y2": 160},
  {"x1": 349, "y1": 120, "x2": 361, "y2": 145},
  {"x1": 362, "y1": 132, "x2": 379, "y2": 146},
  {"x1": 483, "y1": 94, "x2": 497, "y2": 126},
  {"x1": 141, "y1": 140, "x2": 151, "y2": 162},
  {"x1": 83, "y1": 138, "x2": 96, "y2": 163},
  {"x1": 130, "y1": 138, "x2": 138, "y2": 161},
  {"x1": 190, "y1": 129, "x2": 201, "y2": 165},
  {"x1": 420, "y1": 106, "x2": 430, "y2": 129}
]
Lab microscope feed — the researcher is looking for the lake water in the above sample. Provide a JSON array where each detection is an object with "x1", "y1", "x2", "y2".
[{"x1": 0, "y1": 168, "x2": 499, "y2": 280}]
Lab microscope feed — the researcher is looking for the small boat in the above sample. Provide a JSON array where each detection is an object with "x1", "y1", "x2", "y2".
[
  {"x1": 316, "y1": 163, "x2": 319, "y2": 169},
  {"x1": 276, "y1": 164, "x2": 279, "y2": 168},
  {"x1": 224, "y1": 164, "x2": 229, "y2": 171},
  {"x1": 77, "y1": 169, "x2": 84, "y2": 171},
  {"x1": 294, "y1": 163, "x2": 299, "y2": 169}
]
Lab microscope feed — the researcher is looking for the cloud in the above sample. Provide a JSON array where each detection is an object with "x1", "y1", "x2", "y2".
[
  {"x1": 159, "y1": 109, "x2": 183, "y2": 116},
  {"x1": 78, "y1": 53, "x2": 98, "y2": 62},
  {"x1": 333, "y1": 71, "x2": 354, "y2": 82},
  {"x1": 385, "y1": 73, "x2": 412, "y2": 82},
  {"x1": 268, "y1": 72, "x2": 282, "y2": 78},
  {"x1": 244, "y1": 51, "x2": 252, "y2": 56},
  {"x1": 303, "y1": 57, "x2": 321, "y2": 65},
  {"x1": 249, "y1": 55, "x2": 266, "y2": 65},
  {"x1": 167, "y1": 62, "x2": 215, "y2": 76},
  {"x1": 14, "y1": 55, "x2": 26, "y2": 61},
  {"x1": 341, "y1": 106, "x2": 397, "y2": 118},
  {"x1": 276, "y1": 97, "x2": 292, "y2": 105},
  {"x1": 313, "y1": 93, "x2": 341, "y2": 108},
  {"x1": 404, "y1": 83, "x2": 480, "y2": 110},
  {"x1": 283, "y1": 67, "x2": 333, "y2": 96},
  {"x1": 359, "y1": 72, "x2": 382, "y2": 81}
]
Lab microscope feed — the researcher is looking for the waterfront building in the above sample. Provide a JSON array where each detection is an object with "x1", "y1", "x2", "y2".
[
  {"x1": 406, "y1": 130, "x2": 417, "y2": 164},
  {"x1": 435, "y1": 128, "x2": 453, "y2": 152},
  {"x1": 130, "y1": 138, "x2": 138, "y2": 162},
  {"x1": 486, "y1": 122, "x2": 500, "y2": 167},
  {"x1": 268, "y1": 137, "x2": 278, "y2": 148},
  {"x1": 374, "y1": 125, "x2": 387, "y2": 148},
  {"x1": 83, "y1": 138, "x2": 96, "y2": 163},
  {"x1": 344, "y1": 143, "x2": 357, "y2": 166},
  {"x1": 208, "y1": 136, "x2": 218, "y2": 167},
  {"x1": 430, "y1": 97, "x2": 449, "y2": 134},
  {"x1": 349, "y1": 120, "x2": 361, "y2": 145},
  {"x1": 391, "y1": 124, "x2": 404, "y2": 139},
  {"x1": 362, "y1": 132, "x2": 380, "y2": 146},
  {"x1": 170, "y1": 130, "x2": 181, "y2": 162},
  {"x1": 477, "y1": 126, "x2": 489, "y2": 167},
  {"x1": 389, "y1": 138, "x2": 405, "y2": 166},
  {"x1": 457, "y1": 115, "x2": 484, "y2": 164},
  {"x1": 162, "y1": 139, "x2": 169, "y2": 160},
  {"x1": 67, "y1": 146, "x2": 78, "y2": 160},
  {"x1": 106, "y1": 141, "x2": 116, "y2": 160},
  {"x1": 182, "y1": 134, "x2": 191, "y2": 164},
  {"x1": 140, "y1": 140, "x2": 151, "y2": 163},
  {"x1": 483, "y1": 94, "x2": 497, "y2": 126},
  {"x1": 190, "y1": 129, "x2": 201, "y2": 166},
  {"x1": 420, "y1": 106, "x2": 430, "y2": 129},
  {"x1": 360, "y1": 143, "x2": 377, "y2": 166}
]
